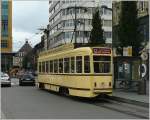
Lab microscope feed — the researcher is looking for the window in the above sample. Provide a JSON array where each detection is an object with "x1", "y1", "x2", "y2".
[
  {"x1": 54, "y1": 60, "x2": 58, "y2": 73},
  {"x1": 93, "y1": 56, "x2": 111, "y2": 73},
  {"x1": 42, "y1": 62, "x2": 45, "y2": 73},
  {"x1": 64, "y1": 32, "x2": 73, "y2": 39},
  {"x1": 76, "y1": 56, "x2": 82, "y2": 73},
  {"x1": 46, "y1": 61, "x2": 49, "y2": 73},
  {"x1": 39, "y1": 62, "x2": 42, "y2": 73},
  {"x1": 55, "y1": 2, "x2": 60, "y2": 10},
  {"x1": 71, "y1": 57, "x2": 75, "y2": 73},
  {"x1": 103, "y1": 20, "x2": 112, "y2": 27},
  {"x1": 64, "y1": 58, "x2": 70, "y2": 73},
  {"x1": 93, "y1": 56, "x2": 111, "y2": 61},
  {"x1": 1, "y1": 40, "x2": 8, "y2": 48},
  {"x1": 59, "y1": 59, "x2": 63, "y2": 73},
  {"x1": 103, "y1": 8, "x2": 107, "y2": 15},
  {"x1": 104, "y1": 32, "x2": 112, "y2": 38},
  {"x1": 139, "y1": 1, "x2": 145, "y2": 11},
  {"x1": 62, "y1": 9, "x2": 66, "y2": 16},
  {"x1": 84, "y1": 56, "x2": 90, "y2": 73},
  {"x1": 2, "y1": 9, "x2": 8, "y2": 15},
  {"x1": 88, "y1": 8, "x2": 92, "y2": 14},
  {"x1": 50, "y1": 60, "x2": 53, "y2": 73},
  {"x1": 2, "y1": 15, "x2": 8, "y2": 20},
  {"x1": 2, "y1": 2, "x2": 8, "y2": 9},
  {"x1": 76, "y1": 8, "x2": 79, "y2": 14},
  {"x1": 2, "y1": 20, "x2": 8, "y2": 36}
]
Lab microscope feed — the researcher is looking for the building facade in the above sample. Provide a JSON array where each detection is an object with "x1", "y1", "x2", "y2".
[
  {"x1": 112, "y1": 1, "x2": 149, "y2": 94},
  {"x1": 46, "y1": 0, "x2": 112, "y2": 49},
  {"x1": 1, "y1": 0, "x2": 12, "y2": 52},
  {"x1": 13, "y1": 41, "x2": 32, "y2": 68},
  {"x1": 1, "y1": 0, "x2": 13, "y2": 72},
  {"x1": 112, "y1": 1, "x2": 149, "y2": 47}
]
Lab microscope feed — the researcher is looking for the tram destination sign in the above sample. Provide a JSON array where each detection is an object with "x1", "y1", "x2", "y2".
[{"x1": 93, "y1": 48, "x2": 111, "y2": 54}]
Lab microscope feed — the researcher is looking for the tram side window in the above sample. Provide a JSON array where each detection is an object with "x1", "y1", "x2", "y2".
[
  {"x1": 46, "y1": 61, "x2": 49, "y2": 73},
  {"x1": 84, "y1": 56, "x2": 90, "y2": 73},
  {"x1": 39, "y1": 62, "x2": 41, "y2": 73},
  {"x1": 71, "y1": 57, "x2": 75, "y2": 73},
  {"x1": 64, "y1": 58, "x2": 70, "y2": 73},
  {"x1": 54, "y1": 60, "x2": 58, "y2": 73},
  {"x1": 42, "y1": 62, "x2": 45, "y2": 73},
  {"x1": 76, "y1": 56, "x2": 82, "y2": 73},
  {"x1": 59, "y1": 59, "x2": 63, "y2": 73},
  {"x1": 50, "y1": 60, "x2": 53, "y2": 73},
  {"x1": 93, "y1": 56, "x2": 110, "y2": 73}
]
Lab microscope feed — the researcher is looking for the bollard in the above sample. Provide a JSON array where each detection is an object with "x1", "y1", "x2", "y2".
[{"x1": 138, "y1": 80, "x2": 146, "y2": 95}]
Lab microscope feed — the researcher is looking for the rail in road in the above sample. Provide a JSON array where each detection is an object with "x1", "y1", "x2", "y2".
[
  {"x1": 52, "y1": 91, "x2": 148, "y2": 119},
  {"x1": 87, "y1": 97, "x2": 149, "y2": 119},
  {"x1": 39, "y1": 90, "x2": 149, "y2": 119}
]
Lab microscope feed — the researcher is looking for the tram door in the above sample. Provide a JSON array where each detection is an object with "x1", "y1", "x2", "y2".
[
  {"x1": 117, "y1": 61, "x2": 132, "y2": 89},
  {"x1": 118, "y1": 62, "x2": 131, "y2": 81}
]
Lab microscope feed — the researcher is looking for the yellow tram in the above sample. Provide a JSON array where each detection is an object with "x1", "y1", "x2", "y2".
[{"x1": 37, "y1": 44, "x2": 113, "y2": 98}]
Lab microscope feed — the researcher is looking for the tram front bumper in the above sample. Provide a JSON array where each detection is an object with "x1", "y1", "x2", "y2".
[{"x1": 93, "y1": 88, "x2": 112, "y2": 94}]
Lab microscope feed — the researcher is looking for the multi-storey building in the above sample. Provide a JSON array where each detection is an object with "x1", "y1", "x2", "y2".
[
  {"x1": 112, "y1": 1, "x2": 149, "y2": 94},
  {"x1": 100, "y1": 4, "x2": 112, "y2": 43},
  {"x1": 1, "y1": 0, "x2": 13, "y2": 72},
  {"x1": 46, "y1": 0, "x2": 112, "y2": 49}
]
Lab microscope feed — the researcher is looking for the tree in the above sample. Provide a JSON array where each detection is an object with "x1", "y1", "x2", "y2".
[
  {"x1": 118, "y1": 1, "x2": 143, "y2": 56},
  {"x1": 90, "y1": 8, "x2": 105, "y2": 44}
]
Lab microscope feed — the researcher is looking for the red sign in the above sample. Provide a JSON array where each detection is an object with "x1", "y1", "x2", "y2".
[{"x1": 93, "y1": 48, "x2": 111, "y2": 54}]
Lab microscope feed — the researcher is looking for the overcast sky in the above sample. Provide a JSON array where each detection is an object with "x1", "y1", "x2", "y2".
[
  {"x1": 12, "y1": 0, "x2": 111, "y2": 52},
  {"x1": 13, "y1": 1, "x2": 49, "y2": 52}
]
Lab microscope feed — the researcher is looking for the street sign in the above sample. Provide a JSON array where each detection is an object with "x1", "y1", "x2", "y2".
[
  {"x1": 141, "y1": 52, "x2": 148, "y2": 61},
  {"x1": 123, "y1": 46, "x2": 132, "y2": 56}
]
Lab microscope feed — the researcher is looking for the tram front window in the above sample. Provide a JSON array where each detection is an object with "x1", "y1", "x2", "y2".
[{"x1": 93, "y1": 56, "x2": 111, "y2": 73}]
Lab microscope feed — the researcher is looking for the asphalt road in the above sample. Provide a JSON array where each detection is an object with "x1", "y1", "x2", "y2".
[{"x1": 1, "y1": 78, "x2": 138, "y2": 119}]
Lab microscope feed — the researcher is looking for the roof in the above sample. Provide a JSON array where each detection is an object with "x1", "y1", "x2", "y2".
[{"x1": 18, "y1": 41, "x2": 32, "y2": 53}]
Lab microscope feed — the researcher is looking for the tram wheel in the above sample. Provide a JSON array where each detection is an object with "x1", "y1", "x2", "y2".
[
  {"x1": 39, "y1": 83, "x2": 44, "y2": 89},
  {"x1": 59, "y1": 87, "x2": 69, "y2": 96},
  {"x1": 59, "y1": 87, "x2": 63, "y2": 95},
  {"x1": 64, "y1": 88, "x2": 69, "y2": 96}
]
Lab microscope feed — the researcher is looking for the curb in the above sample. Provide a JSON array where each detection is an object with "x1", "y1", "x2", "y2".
[{"x1": 107, "y1": 96, "x2": 149, "y2": 108}]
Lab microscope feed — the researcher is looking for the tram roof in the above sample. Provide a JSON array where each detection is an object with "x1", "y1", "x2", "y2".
[{"x1": 39, "y1": 43, "x2": 111, "y2": 56}]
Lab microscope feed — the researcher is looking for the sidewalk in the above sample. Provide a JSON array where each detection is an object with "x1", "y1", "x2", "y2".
[{"x1": 109, "y1": 89, "x2": 149, "y2": 107}]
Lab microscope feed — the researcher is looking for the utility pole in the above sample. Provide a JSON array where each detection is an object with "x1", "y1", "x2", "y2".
[
  {"x1": 83, "y1": 19, "x2": 85, "y2": 43},
  {"x1": 74, "y1": 4, "x2": 77, "y2": 44}
]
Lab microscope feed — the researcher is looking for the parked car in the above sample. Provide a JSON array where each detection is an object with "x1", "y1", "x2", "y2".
[
  {"x1": 31, "y1": 71, "x2": 38, "y2": 77},
  {"x1": 1, "y1": 72, "x2": 11, "y2": 87},
  {"x1": 19, "y1": 74, "x2": 35, "y2": 86}
]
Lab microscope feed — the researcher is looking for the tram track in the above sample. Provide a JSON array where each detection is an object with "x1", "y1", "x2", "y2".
[
  {"x1": 90, "y1": 97, "x2": 149, "y2": 119},
  {"x1": 63, "y1": 94, "x2": 149, "y2": 119},
  {"x1": 39, "y1": 88, "x2": 149, "y2": 119}
]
